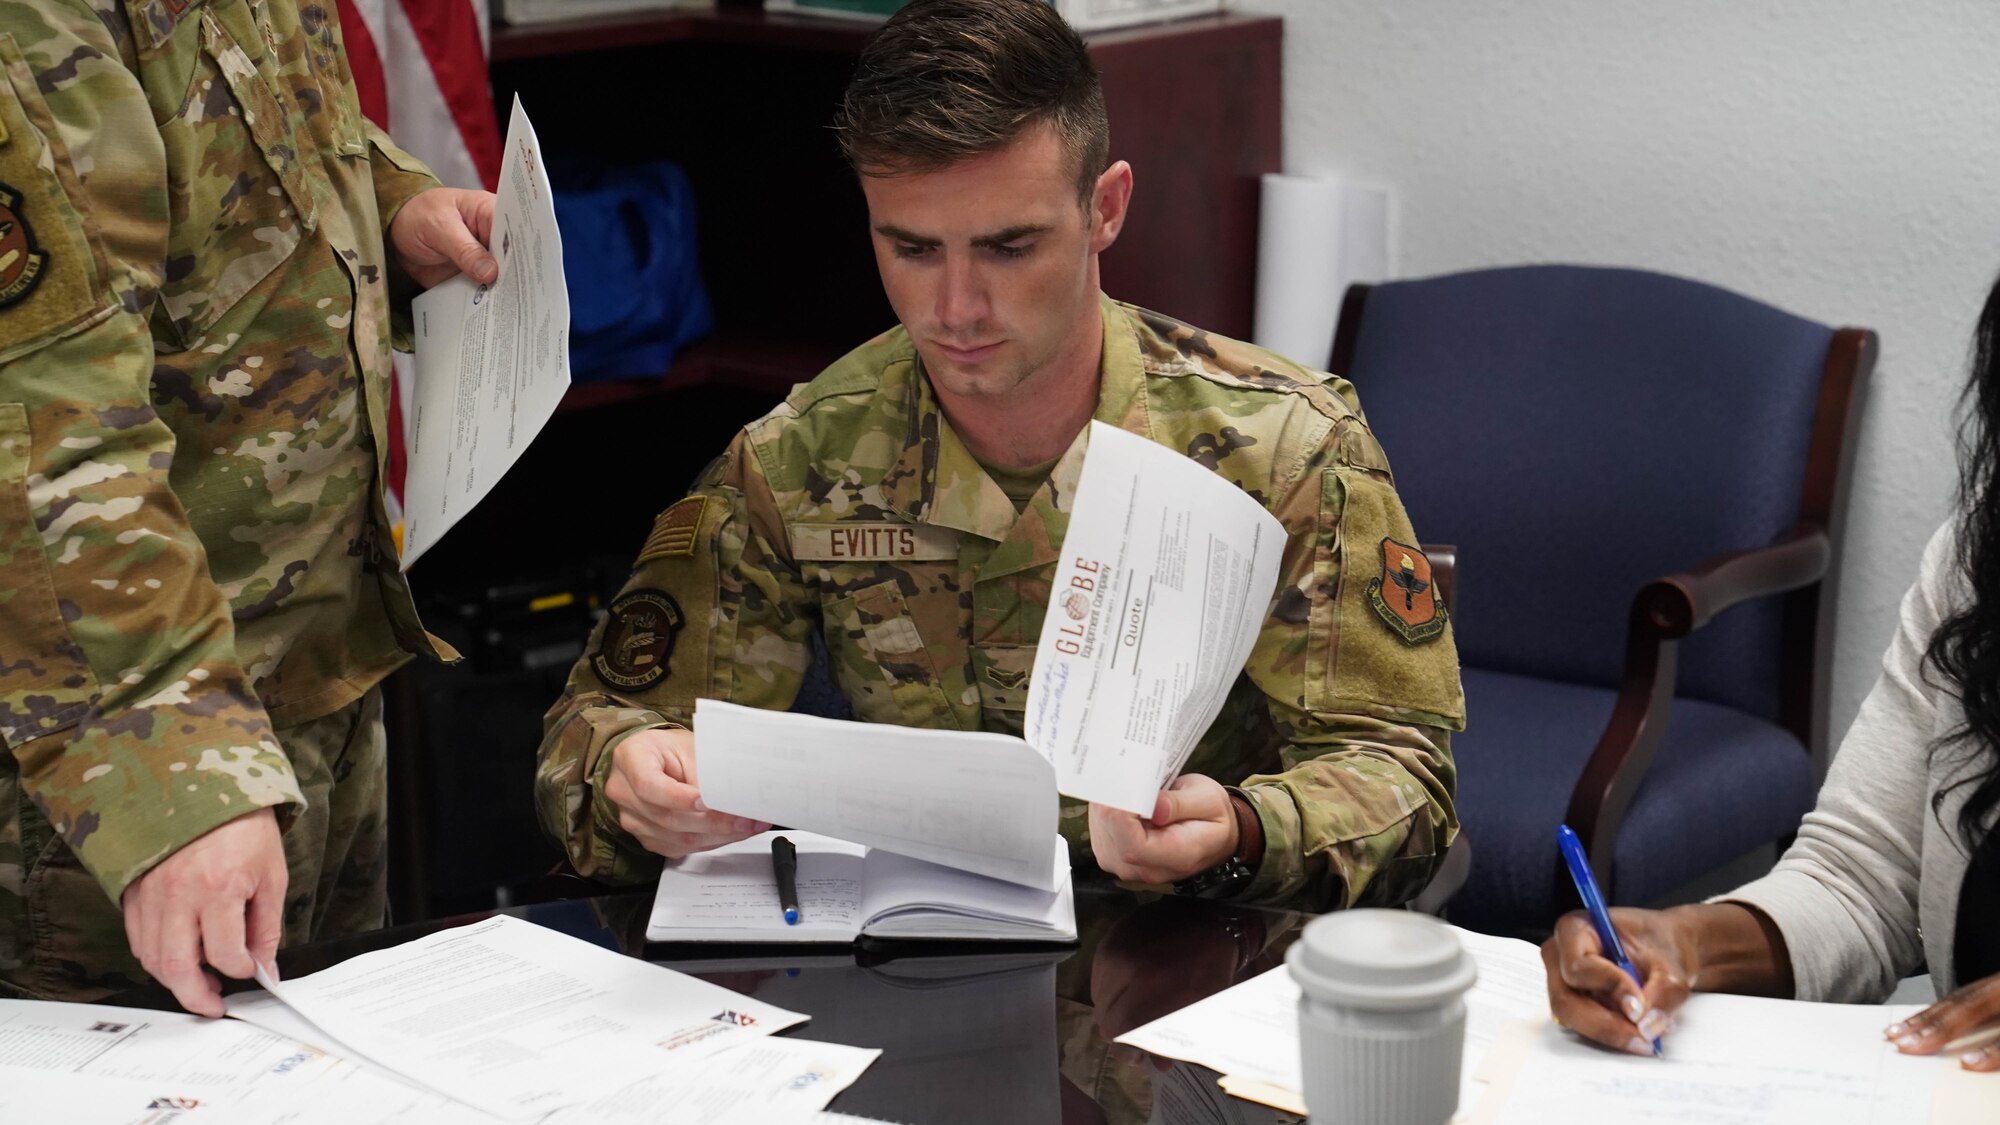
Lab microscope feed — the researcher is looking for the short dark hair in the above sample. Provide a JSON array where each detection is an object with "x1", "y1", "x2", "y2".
[{"x1": 834, "y1": 0, "x2": 1110, "y2": 205}]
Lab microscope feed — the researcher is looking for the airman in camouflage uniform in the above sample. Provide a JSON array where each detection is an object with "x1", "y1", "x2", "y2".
[
  {"x1": 0, "y1": 0, "x2": 479, "y2": 1005},
  {"x1": 539, "y1": 0, "x2": 1462, "y2": 913},
  {"x1": 537, "y1": 296, "x2": 1465, "y2": 911}
]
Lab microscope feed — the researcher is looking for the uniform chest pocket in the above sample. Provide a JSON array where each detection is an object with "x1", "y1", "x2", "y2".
[
  {"x1": 150, "y1": 6, "x2": 319, "y2": 349},
  {"x1": 821, "y1": 580, "x2": 956, "y2": 728}
]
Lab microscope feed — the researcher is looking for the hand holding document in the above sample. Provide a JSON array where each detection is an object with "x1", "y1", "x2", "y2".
[
  {"x1": 1117, "y1": 923, "x2": 1991, "y2": 1125},
  {"x1": 2, "y1": 915, "x2": 877, "y2": 1124},
  {"x1": 695, "y1": 422, "x2": 1285, "y2": 885},
  {"x1": 1027, "y1": 423, "x2": 1285, "y2": 815},
  {"x1": 402, "y1": 96, "x2": 571, "y2": 567}
]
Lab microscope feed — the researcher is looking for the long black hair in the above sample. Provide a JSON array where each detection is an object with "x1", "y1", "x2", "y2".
[{"x1": 1928, "y1": 273, "x2": 2000, "y2": 845}]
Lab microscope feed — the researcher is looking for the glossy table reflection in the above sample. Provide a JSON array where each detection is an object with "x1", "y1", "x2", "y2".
[{"x1": 109, "y1": 877, "x2": 1312, "y2": 1123}]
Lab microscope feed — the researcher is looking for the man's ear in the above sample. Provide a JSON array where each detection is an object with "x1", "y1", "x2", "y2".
[{"x1": 1089, "y1": 160, "x2": 1134, "y2": 254}]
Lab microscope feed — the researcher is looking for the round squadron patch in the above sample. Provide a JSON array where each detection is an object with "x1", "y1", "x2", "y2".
[
  {"x1": 591, "y1": 589, "x2": 684, "y2": 690},
  {"x1": 0, "y1": 183, "x2": 49, "y2": 310},
  {"x1": 1367, "y1": 537, "x2": 1447, "y2": 645}
]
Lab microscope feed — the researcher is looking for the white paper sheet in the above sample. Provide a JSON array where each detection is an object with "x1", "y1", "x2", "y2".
[
  {"x1": 694, "y1": 700, "x2": 1062, "y2": 891},
  {"x1": 1114, "y1": 926, "x2": 1550, "y2": 1117},
  {"x1": 1026, "y1": 422, "x2": 1285, "y2": 815},
  {"x1": 224, "y1": 915, "x2": 806, "y2": 1121},
  {"x1": 402, "y1": 95, "x2": 571, "y2": 567},
  {"x1": 545, "y1": 1036, "x2": 880, "y2": 1124},
  {"x1": 1473, "y1": 996, "x2": 1943, "y2": 1125},
  {"x1": 0, "y1": 999, "x2": 488, "y2": 1125}
]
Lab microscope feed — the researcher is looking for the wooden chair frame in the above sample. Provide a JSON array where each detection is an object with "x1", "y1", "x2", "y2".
[{"x1": 1331, "y1": 282, "x2": 1878, "y2": 905}]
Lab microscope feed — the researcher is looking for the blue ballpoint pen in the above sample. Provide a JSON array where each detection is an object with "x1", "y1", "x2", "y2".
[{"x1": 1556, "y1": 823, "x2": 1663, "y2": 1057}]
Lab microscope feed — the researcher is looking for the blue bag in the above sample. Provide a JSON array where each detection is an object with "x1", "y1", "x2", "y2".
[{"x1": 550, "y1": 160, "x2": 713, "y2": 382}]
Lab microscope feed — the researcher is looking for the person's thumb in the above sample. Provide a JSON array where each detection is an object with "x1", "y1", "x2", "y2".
[{"x1": 438, "y1": 216, "x2": 497, "y2": 283}]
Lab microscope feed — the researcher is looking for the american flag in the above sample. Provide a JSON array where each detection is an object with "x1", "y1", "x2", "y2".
[{"x1": 335, "y1": 0, "x2": 505, "y2": 506}]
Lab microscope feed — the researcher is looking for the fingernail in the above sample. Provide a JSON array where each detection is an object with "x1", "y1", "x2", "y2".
[
  {"x1": 1964, "y1": 1047, "x2": 1991, "y2": 1067},
  {"x1": 1896, "y1": 1033, "x2": 1923, "y2": 1050},
  {"x1": 476, "y1": 261, "x2": 498, "y2": 282},
  {"x1": 259, "y1": 959, "x2": 281, "y2": 984},
  {"x1": 692, "y1": 798, "x2": 707, "y2": 812},
  {"x1": 1620, "y1": 994, "x2": 1645, "y2": 1022},
  {"x1": 1625, "y1": 1037, "x2": 1654, "y2": 1056},
  {"x1": 1883, "y1": 1020, "x2": 1906, "y2": 1037},
  {"x1": 1638, "y1": 1009, "x2": 1671, "y2": 1041},
  {"x1": 735, "y1": 817, "x2": 754, "y2": 832}
]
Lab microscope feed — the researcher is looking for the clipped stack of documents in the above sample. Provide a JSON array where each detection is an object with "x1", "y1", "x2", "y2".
[
  {"x1": 0, "y1": 915, "x2": 878, "y2": 1124},
  {"x1": 1115, "y1": 924, "x2": 1993, "y2": 1125}
]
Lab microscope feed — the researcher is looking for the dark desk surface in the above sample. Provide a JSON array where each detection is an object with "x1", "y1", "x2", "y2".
[{"x1": 111, "y1": 879, "x2": 1309, "y2": 1124}]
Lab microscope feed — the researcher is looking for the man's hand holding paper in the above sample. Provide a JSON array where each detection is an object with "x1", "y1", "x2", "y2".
[{"x1": 607, "y1": 728, "x2": 769, "y2": 859}]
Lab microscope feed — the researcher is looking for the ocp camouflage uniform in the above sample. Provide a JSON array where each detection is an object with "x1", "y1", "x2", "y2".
[
  {"x1": 0, "y1": 0, "x2": 452, "y2": 1000},
  {"x1": 538, "y1": 295, "x2": 1464, "y2": 911}
]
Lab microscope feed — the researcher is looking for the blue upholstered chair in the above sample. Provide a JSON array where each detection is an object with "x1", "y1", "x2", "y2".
[{"x1": 1329, "y1": 264, "x2": 1876, "y2": 936}]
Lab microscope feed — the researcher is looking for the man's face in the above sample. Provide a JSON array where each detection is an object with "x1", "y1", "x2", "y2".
[{"x1": 860, "y1": 124, "x2": 1124, "y2": 403}]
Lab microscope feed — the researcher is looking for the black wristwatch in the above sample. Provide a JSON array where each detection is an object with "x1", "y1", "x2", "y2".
[{"x1": 1173, "y1": 787, "x2": 1263, "y2": 899}]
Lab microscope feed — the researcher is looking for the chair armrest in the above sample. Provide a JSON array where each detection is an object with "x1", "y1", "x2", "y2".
[
  {"x1": 1563, "y1": 522, "x2": 1830, "y2": 890},
  {"x1": 1632, "y1": 524, "x2": 1830, "y2": 638},
  {"x1": 1423, "y1": 542, "x2": 1457, "y2": 616}
]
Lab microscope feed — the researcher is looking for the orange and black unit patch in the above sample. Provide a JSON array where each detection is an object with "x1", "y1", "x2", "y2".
[
  {"x1": 636, "y1": 496, "x2": 707, "y2": 564},
  {"x1": 591, "y1": 589, "x2": 684, "y2": 690},
  {"x1": 0, "y1": 183, "x2": 48, "y2": 309},
  {"x1": 1367, "y1": 537, "x2": 1447, "y2": 644}
]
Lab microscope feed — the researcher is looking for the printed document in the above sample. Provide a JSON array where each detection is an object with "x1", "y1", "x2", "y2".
[
  {"x1": 224, "y1": 914, "x2": 806, "y2": 1121},
  {"x1": 696, "y1": 701, "x2": 1062, "y2": 890},
  {"x1": 1466, "y1": 995, "x2": 1954, "y2": 1125},
  {"x1": 1027, "y1": 422, "x2": 1285, "y2": 814},
  {"x1": 0, "y1": 999, "x2": 492, "y2": 1125},
  {"x1": 403, "y1": 96, "x2": 571, "y2": 567},
  {"x1": 697, "y1": 421, "x2": 1285, "y2": 883}
]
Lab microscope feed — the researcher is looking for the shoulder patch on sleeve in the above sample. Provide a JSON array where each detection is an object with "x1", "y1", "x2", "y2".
[
  {"x1": 0, "y1": 184, "x2": 49, "y2": 309},
  {"x1": 591, "y1": 589, "x2": 684, "y2": 690},
  {"x1": 636, "y1": 496, "x2": 707, "y2": 564},
  {"x1": 1367, "y1": 537, "x2": 1447, "y2": 645}
]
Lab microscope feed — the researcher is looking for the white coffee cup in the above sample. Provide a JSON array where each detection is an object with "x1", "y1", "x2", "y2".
[{"x1": 1285, "y1": 909, "x2": 1477, "y2": 1125}]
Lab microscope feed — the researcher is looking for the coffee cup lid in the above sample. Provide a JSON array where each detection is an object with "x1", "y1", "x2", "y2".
[{"x1": 1286, "y1": 909, "x2": 1478, "y2": 1011}]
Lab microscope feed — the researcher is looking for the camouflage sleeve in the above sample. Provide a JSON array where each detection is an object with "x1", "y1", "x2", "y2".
[
  {"x1": 359, "y1": 119, "x2": 440, "y2": 351},
  {"x1": 0, "y1": 3, "x2": 302, "y2": 903},
  {"x1": 534, "y1": 430, "x2": 815, "y2": 882},
  {"x1": 1234, "y1": 421, "x2": 1465, "y2": 911}
]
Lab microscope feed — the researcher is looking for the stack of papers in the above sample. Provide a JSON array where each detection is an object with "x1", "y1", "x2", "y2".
[
  {"x1": 1115, "y1": 924, "x2": 1993, "y2": 1125},
  {"x1": 0, "y1": 916, "x2": 879, "y2": 1124}
]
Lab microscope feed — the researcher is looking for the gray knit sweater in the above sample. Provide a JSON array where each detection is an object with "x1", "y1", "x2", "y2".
[{"x1": 1727, "y1": 522, "x2": 1992, "y2": 1002}]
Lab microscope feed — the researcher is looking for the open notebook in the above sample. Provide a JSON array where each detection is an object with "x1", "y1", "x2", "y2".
[{"x1": 648, "y1": 831, "x2": 1076, "y2": 943}]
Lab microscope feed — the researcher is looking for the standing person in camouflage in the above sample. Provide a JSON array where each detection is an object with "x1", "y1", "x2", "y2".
[
  {"x1": 537, "y1": 0, "x2": 1465, "y2": 912},
  {"x1": 0, "y1": 0, "x2": 495, "y2": 1014}
]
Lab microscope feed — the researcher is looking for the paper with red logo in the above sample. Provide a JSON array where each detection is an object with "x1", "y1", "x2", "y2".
[
  {"x1": 1027, "y1": 422, "x2": 1285, "y2": 814},
  {"x1": 225, "y1": 915, "x2": 804, "y2": 1121}
]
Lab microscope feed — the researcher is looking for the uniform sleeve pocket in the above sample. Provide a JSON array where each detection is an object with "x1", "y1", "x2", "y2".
[
  {"x1": 1312, "y1": 464, "x2": 1466, "y2": 726},
  {"x1": 0, "y1": 403, "x2": 101, "y2": 748}
]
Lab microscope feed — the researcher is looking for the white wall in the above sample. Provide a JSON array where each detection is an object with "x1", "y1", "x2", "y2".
[{"x1": 1240, "y1": 0, "x2": 2000, "y2": 749}]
